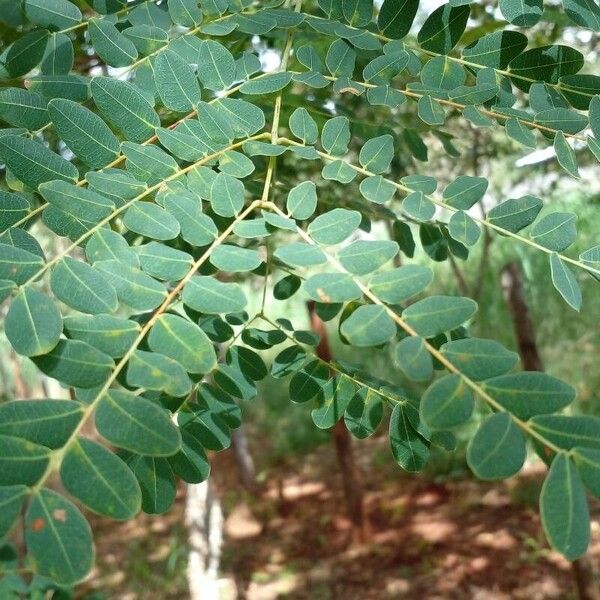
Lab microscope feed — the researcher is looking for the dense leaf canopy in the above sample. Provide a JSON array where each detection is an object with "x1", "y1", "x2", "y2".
[{"x1": 0, "y1": 0, "x2": 599, "y2": 589}]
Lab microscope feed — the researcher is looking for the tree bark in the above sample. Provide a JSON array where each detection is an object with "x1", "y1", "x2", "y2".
[
  {"x1": 231, "y1": 427, "x2": 259, "y2": 494},
  {"x1": 501, "y1": 261, "x2": 599, "y2": 600},
  {"x1": 186, "y1": 480, "x2": 224, "y2": 600},
  {"x1": 307, "y1": 301, "x2": 367, "y2": 542}
]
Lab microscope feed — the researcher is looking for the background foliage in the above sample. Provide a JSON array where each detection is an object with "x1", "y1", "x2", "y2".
[{"x1": 0, "y1": 0, "x2": 599, "y2": 593}]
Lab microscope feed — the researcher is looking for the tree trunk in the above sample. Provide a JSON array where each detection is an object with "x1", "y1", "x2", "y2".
[
  {"x1": 231, "y1": 427, "x2": 259, "y2": 494},
  {"x1": 186, "y1": 480, "x2": 224, "y2": 600},
  {"x1": 501, "y1": 261, "x2": 599, "y2": 600},
  {"x1": 306, "y1": 301, "x2": 367, "y2": 542}
]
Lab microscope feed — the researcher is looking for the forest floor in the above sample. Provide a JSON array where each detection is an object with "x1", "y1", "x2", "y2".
[{"x1": 81, "y1": 436, "x2": 600, "y2": 600}]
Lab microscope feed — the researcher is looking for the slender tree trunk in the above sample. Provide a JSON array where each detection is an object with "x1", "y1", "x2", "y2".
[
  {"x1": 501, "y1": 261, "x2": 599, "y2": 600},
  {"x1": 231, "y1": 427, "x2": 259, "y2": 494},
  {"x1": 501, "y1": 262, "x2": 544, "y2": 371},
  {"x1": 186, "y1": 480, "x2": 224, "y2": 600},
  {"x1": 307, "y1": 301, "x2": 367, "y2": 542}
]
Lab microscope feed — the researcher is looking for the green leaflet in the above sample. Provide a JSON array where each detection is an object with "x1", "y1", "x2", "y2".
[
  {"x1": 287, "y1": 181, "x2": 317, "y2": 219},
  {"x1": 394, "y1": 336, "x2": 433, "y2": 382},
  {"x1": 554, "y1": 131, "x2": 580, "y2": 178},
  {"x1": 48, "y1": 99, "x2": 120, "y2": 169},
  {"x1": 308, "y1": 208, "x2": 361, "y2": 245},
  {"x1": 550, "y1": 252, "x2": 582, "y2": 310},
  {"x1": 378, "y1": 0, "x2": 419, "y2": 39},
  {"x1": 50, "y1": 257, "x2": 118, "y2": 315},
  {"x1": 363, "y1": 52, "x2": 409, "y2": 85},
  {"x1": 540, "y1": 454, "x2": 590, "y2": 561},
  {"x1": 182, "y1": 276, "x2": 247, "y2": 314},
  {"x1": 0, "y1": 134, "x2": 78, "y2": 189},
  {"x1": 197, "y1": 40, "x2": 236, "y2": 91},
  {"x1": 530, "y1": 212, "x2": 577, "y2": 251},
  {"x1": 63, "y1": 314, "x2": 140, "y2": 358},
  {"x1": 359, "y1": 135, "x2": 394, "y2": 173},
  {"x1": 60, "y1": 438, "x2": 141, "y2": 520},
  {"x1": 344, "y1": 387, "x2": 384, "y2": 439},
  {"x1": 210, "y1": 244, "x2": 262, "y2": 272},
  {"x1": 210, "y1": 172, "x2": 245, "y2": 217},
  {"x1": 89, "y1": 18, "x2": 138, "y2": 68},
  {"x1": 321, "y1": 116, "x2": 351, "y2": 156},
  {"x1": 531, "y1": 415, "x2": 600, "y2": 451},
  {"x1": 417, "y1": 4, "x2": 470, "y2": 55},
  {"x1": 91, "y1": 77, "x2": 160, "y2": 142},
  {"x1": 417, "y1": 95, "x2": 445, "y2": 126},
  {"x1": 0, "y1": 190, "x2": 30, "y2": 231},
  {"x1": 154, "y1": 49, "x2": 201, "y2": 112},
  {"x1": 441, "y1": 338, "x2": 519, "y2": 380},
  {"x1": 535, "y1": 108, "x2": 587, "y2": 135},
  {"x1": 0, "y1": 485, "x2": 28, "y2": 539},
  {"x1": 29, "y1": 74, "x2": 91, "y2": 102},
  {"x1": 462, "y1": 31, "x2": 528, "y2": 70},
  {"x1": 289, "y1": 359, "x2": 329, "y2": 404},
  {"x1": 359, "y1": 175, "x2": 396, "y2": 204},
  {"x1": 274, "y1": 242, "x2": 327, "y2": 267},
  {"x1": 0, "y1": 434, "x2": 50, "y2": 487},
  {"x1": 389, "y1": 401, "x2": 429, "y2": 472},
  {"x1": 340, "y1": 305, "x2": 396, "y2": 346},
  {"x1": 304, "y1": 272, "x2": 362, "y2": 303},
  {"x1": 369, "y1": 264, "x2": 433, "y2": 304},
  {"x1": 421, "y1": 56, "x2": 465, "y2": 90},
  {"x1": 402, "y1": 295, "x2": 478, "y2": 337},
  {"x1": 163, "y1": 192, "x2": 218, "y2": 246},
  {"x1": 86, "y1": 229, "x2": 140, "y2": 267},
  {"x1": 342, "y1": 0, "x2": 372, "y2": 27},
  {"x1": 5, "y1": 288, "x2": 62, "y2": 357},
  {"x1": 562, "y1": 0, "x2": 600, "y2": 29},
  {"x1": 443, "y1": 176, "x2": 488, "y2": 209},
  {"x1": 338, "y1": 240, "x2": 399, "y2": 275},
  {"x1": 482, "y1": 372, "x2": 576, "y2": 419},
  {"x1": 240, "y1": 72, "x2": 293, "y2": 95},
  {"x1": 0, "y1": 30, "x2": 49, "y2": 79},
  {"x1": 25, "y1": 489, "x2": 94, "y2": 586},
  {"x1": 488, "y1": 195, "x2": 542, "y2": 233},
  {"x1": 96, "y1": 389, "x2": 182, "y2": 455},
  {"x1": 420, "y1": 374, "x2": 474, "y2": 429},
  {"x1": 122, "y1": 142, "x2": 179, "y2": 186},
  {"x1": 126, "y1": 350, "x2": 192, "y2": 398},
  {"x1": 448, "y1": 211, "x2": 481, "y2": 246},
  {"x1": 168, "y1": 429, "x2": 211, "y2": 484},
  {"x1": 403, "y1": 191, "x2": 436, "y2": 221},
  {"x1": 123, "y1": 25, "x2": 168, "y2": 55},
  {"x1": 508, "y1": 46, "x2": 584, "y2": 92},
  {"x1": 312, "y1": 374, "x2": 355, "y2": 429},
  {"x1": 124, "y1": 201, "x2": 181, "y2": 241},
  {"x1": 33, "y1": 339, "x2": 114, "y2": 388},
  {"x1": 96, "y1": 260, "x2": 167, "y2": 311},
  {"x1": 169, "y1": 0, "x2": 202, "y2": 26},
  {"x1": 0, "y1": 243, "x2": 44, "y2": 284},
  {"x1": 289, "y1": 107, "x2": 318, "y2": 145},
  {"x1": 137, "y1": 242, "x2": 192, "y2": 281},
  {"x1": 40, "y1": 180, "x2": 115, "y2": 221},
  {"x1": 24, "y1": 0, "x2": 82, "y2": 30},
  {"x1": 271, "y1": 345, "x2": 306, "y2": 378},
  {"x1": 130, "y1": 456, "x2": 177, "y2": 515},
  {"x1": 573, "y1": 447, "x2": 600, "y2": 499},
  {"x1": 325, "y1": 39, "x2": 356, "y2": 77},
  {"x1": 0, "y1": 87, "x2": 49, "y2": 130},
  {"x1": 227, "y1": 346, "x2": 267, "y2": 382},
  {"x1": 467, "y1": 412, "x2": 526, "y2": 480},
  {"x1": 148, "y1": 313, "x2": 217, "y2": 374},
  {"x1": 0, "y1": 399, "x2": 83, "y2": 449},
  {"x1": 500, "y1": 0, "x2": 542, "y2": 26}
]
